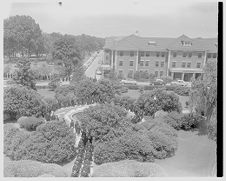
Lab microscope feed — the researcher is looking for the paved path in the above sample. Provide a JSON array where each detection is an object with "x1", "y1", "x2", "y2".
[
  {"x1": 155, "y1": 130, "x2": 216, "y2": 177},
  {"x1": 85, "y1": 51, "x2": 103, "y2": 79}
]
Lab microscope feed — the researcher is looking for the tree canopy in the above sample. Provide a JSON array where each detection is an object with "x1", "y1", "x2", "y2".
[
  {"x1": 4, "y1": 86, "x2": 47, "y2": 119},
  {"x1": 190, "y1": 59, "x2": 217, "y2": 134},
  {"x1": 4, "y1": 15, "x2": 44, "y2": 58},
  {"x1": 13, "y1": 58, "x2": 37, "y2": 90}
]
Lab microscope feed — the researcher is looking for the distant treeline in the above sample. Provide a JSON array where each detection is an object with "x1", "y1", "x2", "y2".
[{"x1": 4, "y1": 15, "x2": 105, "y2": 60}]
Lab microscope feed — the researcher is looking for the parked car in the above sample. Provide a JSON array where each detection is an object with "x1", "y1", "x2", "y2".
[
  {"x1": 96, "y1": 70, "x2": 102, "y2": 75},
  {"x1": 153, "y1": 79, "x2": 165, "y2": 86},
  {"x1": 120, "y1": 79, "x2": 137, "y2": 85},
  {"x1": 171, "y1": 80, "x2": 186, "y2": 86},
  {"x1": 171, "y1": 80, "x2": 192, "y2": 87}
]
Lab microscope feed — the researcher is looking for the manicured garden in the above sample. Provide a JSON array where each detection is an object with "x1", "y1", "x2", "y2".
[{"x1": 3, "y1": 60, "x2": 217, "y2": 177}]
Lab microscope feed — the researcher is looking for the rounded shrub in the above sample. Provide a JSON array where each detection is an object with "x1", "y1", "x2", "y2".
[
  {"x1": 162, "y1": 111, "x2": 184, "y2": 130},
  {"x1": 4, "y1": 86, "x2": 47, "y2": 119},
  {"x1": 17, "y1": 116, "x2": 45, "y2": 131},
  {"x1": 93, "y1": 129, "x2": 155, "y2": 165},
  {"x1": 4, "y1": 121, "x2": 76, "y2": 164},
  {"x1": 78, "y1": 103, "x2": 130, "y2": 143}
]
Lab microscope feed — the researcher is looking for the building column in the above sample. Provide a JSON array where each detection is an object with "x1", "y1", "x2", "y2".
[
  {"x1": 203, "y1": 50, "x2": 207, "y2": 68},
  {"x1": 167, "y1": 50, "x2": 171, "y2": 76},
  {"x1": 182, "y1": 73, "x2": 184, "y2": 81},
  {"x1": 135, "y1": 50, "x2": 139, "y2": 71},
  {"x1": 114, "y1": 50, "x2": 117, "y2": 71},
  {"x1": 111, "y1": 50, "x2": 114, "y2": 69},
  {"x1": 172, "y1": 72, "x2": 174, "y2": 80},
  {"x1": 192, "y1": 73, "x2": 195, "y2": 80}
]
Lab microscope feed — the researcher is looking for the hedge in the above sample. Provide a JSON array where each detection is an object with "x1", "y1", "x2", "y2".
[
  {"x1": 93, "y1": 129, "x2": 155, "y2": 165},
  {"x1": 4, "y1": 121, "x2": 76, "y2": 164},
  {"x1": 17, "y1": 117, "x2": 45, "y2": 131},
  {"x1": 163, "y1": 112, "x2": 203, "y2": 131},
  {"x1": 166, "y1": 85, "x2": 190, "y2": 96}
]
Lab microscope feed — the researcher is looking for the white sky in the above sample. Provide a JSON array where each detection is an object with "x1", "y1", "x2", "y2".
[{"x1": 3, "y1": 0, "x2": 218, "y2": 38}]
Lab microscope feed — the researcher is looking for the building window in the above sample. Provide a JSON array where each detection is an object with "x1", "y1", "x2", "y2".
[
  {"x1": 146, "y1": 52, "x2": 150, "y2": 57},
  {"x1": 119, "y1": 61, "x2": 123, "y2": 66},
  {"x1": 161, "y1": 62, "x2": 164, "y2": 67},
  {"x1": 145, "y1": 61, "x2": 149, "y2": 66},
  {"x1": 156, "y1": 52, "x2": 160, "y2": 57},
  {"x1": 181, "y1": 41, "x2": 192, "y2": 46},
  {"x1": 130, "y1": 51, "x2": 134, "y2": 57},
  {"x1": 140, "y1": 51, "x2": 145, "y2": 57},
  {"x1": 160, "y1": 71, "x2": 163, "y2": 77},
  {"x1": 161, "y1": 52, "x2": 165, "y2": 57},
  {"x1": 139, "y1": 60, "x2": 144, "y2": 66},
  {"x1": 173, "y1": 52, "x2": 177, "y2": 57},
  {"x1": 183, "y1": 53, "x2": 187, "y2": 57},
  {"x1": 213, "y1": 53, "x2": 217, "y2": 58},
  {"x1": 188, "y1": 53, "x2": 192, "y2": 58},
  {"x1": 119, "y1": 51, "x2": 123, "y2": 56},
  {"x1": 197, "y1": 63, "x2": 201, "y2": 68},
  {"x1": 130, "y1": 61, "x2": 134, "y2": 66},
  {"x1": 172, "y1": 62, "x2": 176, "y2": 68},
  {"x1": 119, "y1": 70, "x2": 123, "y2": 75},
  {"x1": 187, "y1": 62, "x2": 191, "y2": 68},
  {"x1": 207, "y1": 53, "x2": 211, "y2": 58},
  {"x1": 155, "y1": 71, "x2": 158, "y2": 77},
  {"x1": 198, "y1": 53, "x2": 202, "y2": 58},
  {"x1": 182, "y1": 62, "x2": 186, "y2": 68},
  {"x1": 128, "y1": 70, "x2": 134, "y2": 78},
  {"x1": 155, "y1": 61, "x2": 159, "y2": 67}
]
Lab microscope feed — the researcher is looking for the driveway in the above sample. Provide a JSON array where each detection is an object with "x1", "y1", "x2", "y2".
[{"x1": 85, "y1": 51, "x2": 103, "y2": 79}]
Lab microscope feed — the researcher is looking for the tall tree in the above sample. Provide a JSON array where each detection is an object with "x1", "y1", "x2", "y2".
[
  {"x1": 71, "y1": 62, "x2": 85, "y2": 84},
  {"x1": 4, "y1": 15, "x2": 43, "y2": 58},
  {"x1": 190, "y1": 59, "x2": 217, "y2": 134},
  {"x1": 13, "y1": 58, "x2": 37, "y2": 90},
  {"x1": 52, "y1": 35, "x2": 81, "y2": 77}
]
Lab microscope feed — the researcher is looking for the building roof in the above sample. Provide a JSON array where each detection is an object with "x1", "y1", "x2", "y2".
[{"x1": 104, "y1": 34, "x2": 217, "y2": 52}]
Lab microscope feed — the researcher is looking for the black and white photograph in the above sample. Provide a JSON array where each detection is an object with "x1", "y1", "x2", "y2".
[{"x1": 1, "y1": 0, "x2": 223, "y2": 178}]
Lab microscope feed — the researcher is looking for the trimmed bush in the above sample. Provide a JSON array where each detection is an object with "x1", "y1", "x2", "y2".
[
  {"x1": 113, "y1": 95, "x2": 136, "y2": 111},
  {"x1": 163, "y1": 111, "x2": 184, "y2": 130},
  {"x1": 180, "y1": 113, "x2": 203, "y2": 131},
  {"x1": 4, "y1": 160, "x2": 68, "y2": 177},
  {"x1": 139, "y1": 118, "x2": 178, "y2": 159},
  {"x1": 4, "y1": 86, "x2": 47, "y2": 119},
  {"x1": 78, "y1": 104, "x2": 131, "y2": 143},
  {"x1": 163, "y1": 112, "x2": 203, "y2": 131},
  {"x1": 17, "y1": 116, "x2": 45, "y2": 131},
  {"x1": 166, "y1": 85, "x2": 190, "y2": 96},
  {"x1": 4, "y1": 121, "x2": 76, "y2": 164},
  {"x1": 135, "y1": 89, "x2": 182, "y2": 117},
  {"x1": 94, "y1": 129, "x2": 155, "y2": 165}
]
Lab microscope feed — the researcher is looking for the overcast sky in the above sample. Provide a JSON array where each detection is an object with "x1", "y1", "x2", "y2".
[{"x1": 7, "y1": 0, "x2": 218, "y2": 38}]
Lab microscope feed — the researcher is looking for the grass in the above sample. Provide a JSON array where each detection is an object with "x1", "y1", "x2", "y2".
[
  {"x1": 37, "y1": 89, "x2": 55, "y2": 99},
  {"x1": 155, "y1": 131, "x2": 216, "y2": 176}
]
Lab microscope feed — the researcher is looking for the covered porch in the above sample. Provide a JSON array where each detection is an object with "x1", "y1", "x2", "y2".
[{"x1": 169, "y1": 68, "x2": 203, "y2": 82}]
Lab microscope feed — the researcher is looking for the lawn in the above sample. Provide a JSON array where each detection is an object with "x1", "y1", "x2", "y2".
[
  {"x1": 37, "y1": 89, "x2": 55, "y2": 99},
  {"x1": 155, "y1": 131, "x2": 216, "y2": 176}
]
